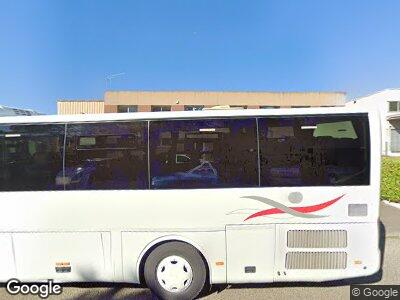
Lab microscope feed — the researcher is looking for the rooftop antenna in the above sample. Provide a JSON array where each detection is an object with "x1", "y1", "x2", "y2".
[{"x1": 106, "y1": 72, "x2": 125, "y2": 90}]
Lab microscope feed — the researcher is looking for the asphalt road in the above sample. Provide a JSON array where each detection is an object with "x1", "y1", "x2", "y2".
[{"x1": 1, "y1": 202, "x2": 399, "y2": 300}]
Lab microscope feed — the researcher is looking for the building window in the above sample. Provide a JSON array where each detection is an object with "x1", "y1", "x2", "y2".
[
  {"x1": 117, "y1": 105, "x2": 138, "y2": 113},
  {"x1": 389, "y1": 101, "x2": 399, "y2": 112},
  {"x1": 260, "y1": 106, "x2": 280, "y2": 109},
  {"x1": 230, "y1": 105, "x2": 248, "y2": 109},
  {"x1": 184, "y1": 105, "x2": 204, "y2": 111},
  {"x1": 151, "y1": 106, "x2": 171, "y2": 112},
  {"x1": 391, "y1": 129, "x2": 400, "y2": 153}
]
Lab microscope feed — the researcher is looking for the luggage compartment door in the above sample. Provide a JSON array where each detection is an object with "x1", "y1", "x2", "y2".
[
  {"x1": 13, "y1": 232, "x2": 112, "y2": 282},
  {"x1": 226, "y1": 224, "x2": 275, "y2": 283}
]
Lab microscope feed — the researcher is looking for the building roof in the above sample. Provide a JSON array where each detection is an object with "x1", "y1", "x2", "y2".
[
  {"x1": 57, "y1": 99, "x2": 103, "y2": 102},
  {"x1": 0, "y1": 105, "x2": 41, "y2": 116},
  {"x1": 350, "y1": 88, "x2": 400, "y2": 103}
]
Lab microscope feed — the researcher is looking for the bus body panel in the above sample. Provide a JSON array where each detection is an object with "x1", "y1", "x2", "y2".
[
  {"x1": 0, "y1": 222, "x2": 380, "y2": 283},
  {"x1": 226, "y1": 224, "x2": 275, "y2": 283},
  {"x1": 0, "y1": 233, "x2": 15, "y2": 280},
  {"x1": 274, "y1": 222, "x2": 380, "y2": 282},
  {"x1": 0, "y1": 186, "x2": 379, "y2": 231},
  {"x1": 12, "y1": 232, "x2": 112, "y2": 282},
  {"x1": 0, "y1": 107, "x2": 381, "y2": 285}
]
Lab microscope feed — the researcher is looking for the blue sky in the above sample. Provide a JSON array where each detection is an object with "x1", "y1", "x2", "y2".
[{"x1": 1, "y1": 0, "x2": 400, "y2": 114}]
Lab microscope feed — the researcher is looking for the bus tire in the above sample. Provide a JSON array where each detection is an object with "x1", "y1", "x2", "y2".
[{"x1": 144, "y1": 241, "x2": 207, "y2": 300}]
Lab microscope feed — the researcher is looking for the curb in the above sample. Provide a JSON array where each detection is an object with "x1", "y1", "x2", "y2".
[{"x1": 382, "y1": 200, "x2": 400, "y2": 210}]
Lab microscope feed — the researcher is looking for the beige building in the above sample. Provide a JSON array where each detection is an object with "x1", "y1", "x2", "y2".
[
  {"x1": 57, "y1": 91, "x2": 346, "y2": 114},
  {"x1": 57, "y1": 100, "x2": 104, "y2": 115}
]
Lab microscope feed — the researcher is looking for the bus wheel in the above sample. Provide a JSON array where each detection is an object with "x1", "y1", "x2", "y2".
[{"x1": 144, "y1": 241, "x2": 207, "y2": 300}]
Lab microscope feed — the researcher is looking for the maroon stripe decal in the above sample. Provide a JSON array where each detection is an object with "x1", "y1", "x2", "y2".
[{"x1": 244, "y1": 194, "x2": 345, "y2": 221}]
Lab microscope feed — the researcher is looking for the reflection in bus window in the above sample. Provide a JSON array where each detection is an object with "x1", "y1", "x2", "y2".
[
  {"x1": 149, "y1": 118, "x2": 258, "y2": 189},
  {"x1": 259, "y1": 115, "x2": 370, "y2": 186},
  {"x1": 0, "y1": 124, "x2": 65, "y2": 191},
  {"x1": 63, "y1": 122, "x2": 148, "y2": 190}
]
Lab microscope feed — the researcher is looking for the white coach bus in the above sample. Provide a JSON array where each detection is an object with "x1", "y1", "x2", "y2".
[{"x1": 0, "y1": 107, "x2": 380, "y2": 299}]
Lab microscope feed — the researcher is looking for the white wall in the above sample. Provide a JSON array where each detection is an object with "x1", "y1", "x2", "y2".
[{"x1": 346, "y1": 89, "x2": 400, "y2": 156}]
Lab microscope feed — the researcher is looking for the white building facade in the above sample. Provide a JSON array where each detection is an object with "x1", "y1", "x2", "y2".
[
  {"x1": 346, "y1": 89, "x2": 400, "y2": 156},
  {"x1": 0, "y1": 105, "x2": 41, "y2": 117}
]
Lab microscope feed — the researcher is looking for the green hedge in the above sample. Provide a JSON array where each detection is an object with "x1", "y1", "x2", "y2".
[{"x1": 381, "y1": 156, "x2": 400, "y2": 202}]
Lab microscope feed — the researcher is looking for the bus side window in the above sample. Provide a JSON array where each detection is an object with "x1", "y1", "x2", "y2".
[
  {"x1": 63, "y1": 121, "x2": 148, "y2": 190},
  {"x1": 149, "y1": 118, "x2": 259, "y2": 189},
  {"x1": 0, "y1": 124, "x2": 65, "y2": 191},
  {"x1": 258, "y1": 115, "x2": 370, "y2": 187}
]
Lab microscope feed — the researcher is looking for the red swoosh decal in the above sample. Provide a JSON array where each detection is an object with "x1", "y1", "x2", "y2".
[{"x1": 244, "y1": 194, "x2": 345, "y2": 221}]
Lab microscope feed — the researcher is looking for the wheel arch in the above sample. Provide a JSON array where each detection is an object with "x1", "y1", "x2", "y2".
[{"x1": 136, "y1": 235, "x2": 212, "y2": 284}]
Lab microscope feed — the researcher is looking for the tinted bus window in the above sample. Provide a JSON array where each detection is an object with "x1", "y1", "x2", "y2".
[
  {"x1": 64, "y1": 122, "x2": 148, "y2": 190},
  {"x1": 150, "y1": 118, "x2": 258, "y2": 189},
  {"x1": 258, "y1": 115, "x2": 370, "y2": 186},
  {"x1": 0, "y1": 124, "x2": 65, "y2": 191}
]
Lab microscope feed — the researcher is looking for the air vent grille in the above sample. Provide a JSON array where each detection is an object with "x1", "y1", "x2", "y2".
[
  {"x1": 286, "y1": 251, "x2": 347, "y2": 269},
  {"x1": 287, "y1": 230, "x2": 347, "y2": 248}
]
